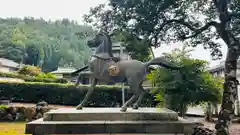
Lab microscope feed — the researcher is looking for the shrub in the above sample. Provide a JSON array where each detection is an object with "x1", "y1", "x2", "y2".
[
  {"x1": 148, "y1": 47, "x2": 223, "y2": 117},
  {"x1": 0, "y1": 105, "x2": 8, "y2": 109},
  {"x1": 0, "y1": 82, "x2": 156, "y2": 107},
  {"x1": 18, "y1": 65, "x2": 41, "y2": 76},
  {"x1": 36, "y1": 72, "x2": 57, "y2": 79}
]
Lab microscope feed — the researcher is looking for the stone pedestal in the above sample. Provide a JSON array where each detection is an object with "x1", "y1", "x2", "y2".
[
  {"x1": 25, "y1": 107, "x2": 197, "y2": 135},
  {"x1": 0, "y1": 100, "x2": 11, "y2": 105},
  {"x1": 235, "y1": 100, "x2": 240, "y2": 116}
]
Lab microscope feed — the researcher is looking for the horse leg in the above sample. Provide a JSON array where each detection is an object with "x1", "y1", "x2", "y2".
[
  {"x1": 132, "y1": 87, "x2": 146, "y2": 110},
  {"x1": 120, "y1": 85, "x2": 139, "y2": 112},
  {"x1": 76, "y1": 78, "x2": 98, "y2": 110}
]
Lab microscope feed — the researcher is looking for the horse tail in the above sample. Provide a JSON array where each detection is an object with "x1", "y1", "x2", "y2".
[
  {"x1": 145, "y1": 56, "x2": 180, "y2": 70},
  {"x1": 71, "y1": 65, "x2": 89, "y2": 76}
]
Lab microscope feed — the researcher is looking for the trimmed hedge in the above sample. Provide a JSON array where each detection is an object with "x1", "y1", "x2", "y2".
[
  {"x1": 0, "y1": 72, "x2": 68, "y2": 83},
  {"x1": 0, "y1": 82, "x2": 157, "y2": 107}
]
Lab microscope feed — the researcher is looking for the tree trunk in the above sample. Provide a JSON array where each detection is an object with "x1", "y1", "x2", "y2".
[
  {"x1": 215, "y1": 48, "x2": 238, "y2": 135},
  {"x1": 149, "y1": 47, "x2": 155, "y2": 58}
]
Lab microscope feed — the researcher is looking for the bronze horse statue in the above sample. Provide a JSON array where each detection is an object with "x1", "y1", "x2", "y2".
[{"x1": 72, "y1": 32, "x2": 180, "y2": 112}]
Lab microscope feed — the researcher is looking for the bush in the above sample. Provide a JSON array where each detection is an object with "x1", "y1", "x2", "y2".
[
  {"x1": 18, "y1": 65, "x2": 41, "y2": 76},
  {"x1": 36, "y1": 72, "x2": 57, "y2": 79},
  {"x1": 0, "y1": 82, "x2": 156, "y2": 107},
  {"x1": 0, "y1": 105, "x2": 8, "y2": 109}
]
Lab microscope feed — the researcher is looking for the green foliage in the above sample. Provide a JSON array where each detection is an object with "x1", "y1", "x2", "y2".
[
  {"x1": 148, "y1": 46, "x2": 223, "y2": 113},
  {"x1": 0, "y1": 105, "x2": 8, "y2": 109},
  {"x1": 84, "y1": 0, "x2": 240, "y2": 60},
  {"x1": 25, "y1": 44, "x2": 42, "y2": 66},
  {"x1": 0, "y1": 18, "x2": 95, "y2": 71},
  {"x1": 36, "y1": 72, "x2": 56, "y2": 80},
  {"x1": 113, "y1": 30, "x2": 151, "y2": 61},
  {"x1": 0, "y1": 82, "x2": 156, "y2": 107},
  {"x1": 84, "y1": 5, "x2": 153, "y2": 61},
  {"x1": 0, "y1": 71, "x2": 66, "y2": 84}
]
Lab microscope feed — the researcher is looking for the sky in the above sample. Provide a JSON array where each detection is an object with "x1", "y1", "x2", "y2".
[{"x1": 0, "y1": 0, "x2": 227, "y2": 67}]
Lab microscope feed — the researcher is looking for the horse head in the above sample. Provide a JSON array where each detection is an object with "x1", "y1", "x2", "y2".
[
  {"x1": 87, "y1": 33, "x2": 104, "y2": 48},
  {"x1": 87, "y1": 32, "x2": 113, "y2": 57}
]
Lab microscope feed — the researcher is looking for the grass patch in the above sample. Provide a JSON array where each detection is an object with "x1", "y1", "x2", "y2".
[
  {"x1": 0, "y1": 122, "x2": 29, "y2": 135},
  {"x1": 0, "y1": 122, "x2": 145, "y2": 135}
]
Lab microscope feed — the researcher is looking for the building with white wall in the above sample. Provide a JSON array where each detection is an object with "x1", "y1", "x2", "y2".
[
  {"x1": 91, "y1": 42, "x2": 131, "y2": 60},
  {"x1": 208, "y1": 60, "x2": 240, "y2": 100}
]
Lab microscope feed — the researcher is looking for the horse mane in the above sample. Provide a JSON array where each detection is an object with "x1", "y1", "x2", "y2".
[
  {"x1": 94, "y1": 32, "x2": 122, "y2": 62},
  {"x1": 105, "y1": 33, "x2": 113, "y2": 57}
]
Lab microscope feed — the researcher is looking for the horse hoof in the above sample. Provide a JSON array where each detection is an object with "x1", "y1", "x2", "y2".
[
  {"x1": 132, "y1": 105, "x2": 139, "y2": 110},
  {"x1": 76, "y1": 105, "x2": 83, "y2": 110},
  {"x1": 120, "y1": 107, "x2": 127, "y2": 112}
]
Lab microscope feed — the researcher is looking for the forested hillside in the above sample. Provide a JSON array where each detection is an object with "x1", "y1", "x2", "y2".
[{"x1": 0, "y1": 17, "x2": 95, "y2": 72}]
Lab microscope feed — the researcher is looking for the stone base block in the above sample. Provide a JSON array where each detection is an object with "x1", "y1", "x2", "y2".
[
  {"x1": 25, "y1": 117, "x2": 195, "y2": 134},
  {"x1": 26, "y1": 108, "x2": 196, "y2": 135},
  {"x1": 43, "y1": 107, "x2": 178, "y2": 121}
]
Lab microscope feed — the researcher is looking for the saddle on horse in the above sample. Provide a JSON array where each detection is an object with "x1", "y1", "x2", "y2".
[
  {"x1": 108, "y1": 56, "x2": 122, "y2": 76},
  {"x1": 108, "y1": 62, "x2": 120, "y2": 76}
]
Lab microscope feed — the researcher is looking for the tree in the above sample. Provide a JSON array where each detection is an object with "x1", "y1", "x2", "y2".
[
  {"x1": 113, "y1": 31, "x2": 151, "y2": 61},
  {"x1": 0, "y1": 17, "x2": 94, "y2": 71},
  {"x1": 83, "y1": 4, "x2": 156, "y2": 60},
  {"x1": 25, "y1": 44, "x2": 42, "y2": 66},
  {"x1": 84, "y1": 0, "x2": 240, "y2": 134},
  {"x1": 148, "y1": 45, "x2": 223, "y2": 117}
]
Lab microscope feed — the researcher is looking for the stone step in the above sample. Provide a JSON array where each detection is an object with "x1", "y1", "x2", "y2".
[
  {"x1": 25, "y1": 117, "x2": 195, "y2": 135},
  {"x1": 43, "y1": 107, "x2": 178, "y2": 121}
]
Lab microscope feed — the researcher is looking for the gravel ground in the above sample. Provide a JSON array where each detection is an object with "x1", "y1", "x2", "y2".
[{"x1": 187, "y1": 117, "x2": 240, "y2": 135}]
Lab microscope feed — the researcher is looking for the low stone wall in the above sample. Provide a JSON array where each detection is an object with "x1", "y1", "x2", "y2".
[{"x1": 0, "y1": 103, "x2": 56, "y2": 122}]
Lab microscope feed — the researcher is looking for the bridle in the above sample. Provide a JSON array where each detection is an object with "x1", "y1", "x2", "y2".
[{"x1": 92, "y1": 54, "x2": 112, "y2": 61}]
